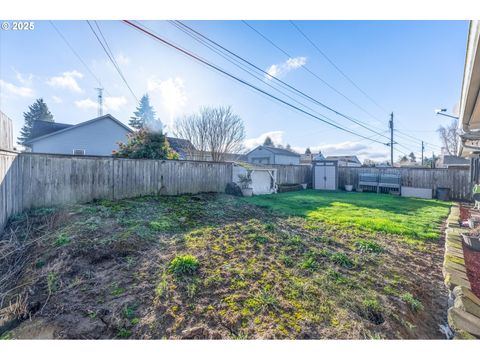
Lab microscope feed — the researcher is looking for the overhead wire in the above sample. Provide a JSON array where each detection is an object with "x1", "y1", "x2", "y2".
[{"x1": 122, "y1": 20, "x2": 394, "y2": 146}]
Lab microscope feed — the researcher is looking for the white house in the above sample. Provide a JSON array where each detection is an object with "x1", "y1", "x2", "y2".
[
  {"x1": 246, "y1": 145, "x2": 300, "y2": 165},
  {"x1": 23, "y1": 114, "x2": 198, "y2": 159},
  {"x1": 24, "y1": 114, "x2": 132, "y2": 156}
]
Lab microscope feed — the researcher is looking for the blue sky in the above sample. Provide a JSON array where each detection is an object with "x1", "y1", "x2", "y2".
[{"x1": 0, "y1": 20, "x2": 469, "y2": 161}]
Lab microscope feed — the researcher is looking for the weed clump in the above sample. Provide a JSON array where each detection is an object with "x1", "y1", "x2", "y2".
[
  {"x1": 169, "y1": 255, "x2": 199, "y2": 276},
  {"x1": 330, "y1": 252, "x2": 354, "y2": 268},
  {"x1": 355, "y1": 240, "x2": 384, "y2": 254},
  {"x1": 401, "y1": 292, "x2": 423, "y2": 312}
]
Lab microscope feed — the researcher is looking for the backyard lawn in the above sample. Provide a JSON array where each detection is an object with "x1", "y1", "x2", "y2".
[{"x1": 0, "y1": 190, "x2": 451, "y2": 339}]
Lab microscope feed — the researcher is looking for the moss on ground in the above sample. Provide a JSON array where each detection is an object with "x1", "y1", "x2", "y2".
[{"x1": 0, "y1": 191, "x2": 450, "y2": 339}]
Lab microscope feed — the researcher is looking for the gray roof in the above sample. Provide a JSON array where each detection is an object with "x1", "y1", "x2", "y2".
[
  {"x1": 325, "y1": 155, "x2": 361, "y2": 164},
  {"x1": 29, "y1": 120, "x2": 74, "y2": 141},
  {"x1": 166, "y1": 137, "x2": 196, "y2": 157},
  {"x1": 248, "y1": 145, "x2": 300, "y2": 157},
  {"x1": 442, "y1": 155, "x2": 470, "y2": 165},
  {"x1": 24, "y1": 114, "x2": 133, "y2": 145}
]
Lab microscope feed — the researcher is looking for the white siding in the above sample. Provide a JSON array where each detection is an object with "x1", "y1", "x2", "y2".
[{"x1": 30, "y1": 117, "x2": 131, "y2": 156}]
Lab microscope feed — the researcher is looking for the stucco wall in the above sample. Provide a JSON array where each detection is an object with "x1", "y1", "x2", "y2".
[{"x1": 30, "y1": 117, "x2": 131, "y2": 156}]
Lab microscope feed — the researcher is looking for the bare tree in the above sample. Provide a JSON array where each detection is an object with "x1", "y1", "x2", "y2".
[
  {"x1": 437, "y1": 120, "x2": 459, "y2": 155},
  {"x1": 174, "y1": 106, "x2": 245, "y2": 162}
]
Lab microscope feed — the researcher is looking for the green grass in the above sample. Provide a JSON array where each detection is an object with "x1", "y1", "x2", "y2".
[
  {"x1": 168, "y1": 255, "x2": 199, "y2": 276},
  {"x1": 243, "y1": 190, "x2": 450, "y2": 242}
]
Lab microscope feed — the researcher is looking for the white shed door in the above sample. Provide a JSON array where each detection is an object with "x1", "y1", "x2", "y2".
[
  {"x1": 314, "y1": 165, "x2": 325, "y2": 189},
  {"x1": 324, "y1": 166, "x2": 336, "y2": 190},
  {"x1": 314, "y1": 163, "x2": 336, "y2": 190}
]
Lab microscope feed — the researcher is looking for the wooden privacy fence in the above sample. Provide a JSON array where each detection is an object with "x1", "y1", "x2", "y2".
[
  {"x1": 338, "y1": 166, "x2": 471, "y2": 200},
  {"x1": 0, "y1": 152, "x2": 234, "y2": 232},
  {"x1": 0, "y1": 151, "x2": 311, "y2": 232},
  {"x1": 269, "y1": 164, "x2": 312, "y2": 185}
]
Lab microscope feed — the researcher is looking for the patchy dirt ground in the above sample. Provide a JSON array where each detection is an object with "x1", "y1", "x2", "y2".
[
  {"x1": 0, "y1": 192, "x2": 450, "y2": 339},
  {"x1": 458, "y1": 204, "x2": 480, "y2": 298}
]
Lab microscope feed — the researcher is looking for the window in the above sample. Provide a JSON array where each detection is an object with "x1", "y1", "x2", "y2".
[{"x1": 73, "y1": 149, "x2": 86, "y2": 156}]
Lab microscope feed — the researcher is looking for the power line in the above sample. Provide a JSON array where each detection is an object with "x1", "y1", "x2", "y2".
[
  {"x1": 395, "y1": 129, "x2": 441, "y2": 150},
  {"x1": 289, "y1": 20, "x2": 389, "y2": 114},
  {"x1": 123, "y1": 20, "x2": 391, "y2": 146},
  {"x1": 242, "y1": 21, "x2": 384, "y2": 124},
  {"x1": 172, "y1": 20, "x2": 391, "y2": 142},
  {"x1": 49, "y1": 21, "x2": 110, "y2": 95},
  {"x1": 86, "y1": 21, "x2": 138, "y2": 103},
  {"x1": 166, "y1": 21, "x2": 349, "y2": 131}
]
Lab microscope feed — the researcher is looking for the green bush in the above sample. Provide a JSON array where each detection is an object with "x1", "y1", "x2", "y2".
[{"x1": 168, "y1": 255, "x2": 199, "y2": 276}]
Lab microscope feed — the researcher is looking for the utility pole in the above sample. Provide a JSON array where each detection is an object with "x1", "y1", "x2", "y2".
[
  {"x1": 389, "y1": 112, "x2": 394, "y2": 167},
  {"x1": 421, "y1": 141, "x2": 425, "y2": 166},
  {"x1": 95, "y1": 88, "x2": 104, "y2": 117}
]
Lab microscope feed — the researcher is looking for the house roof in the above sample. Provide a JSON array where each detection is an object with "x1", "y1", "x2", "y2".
[
  {"x1": 442, "y1": 155, "x2": 470, "y2": 165},
  {"x1": 24, "y1": 114, "x2": 133, "y2": 145},
  {"x1": 166, "y1": 137, "x2": 197, "y2": 156},
  {"x1": 28, "y1": 120, "x2": 74, "y2": 140},
  {"x1": 247, "y1": 145, "x2": 300, "y2": 157},
  {"x1": 325, "y1": 155, "x2": 361, "y2": 164}
]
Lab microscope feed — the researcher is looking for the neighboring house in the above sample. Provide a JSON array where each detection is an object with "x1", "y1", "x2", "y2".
[
  {"x1": 24, "y1": 114, "x2": 132, "y2": 156},
  {"x1": 246, "y1": 145, "x2": 301, "y2": 165},
  {"x1": 300, "y1": 152, "x2": 324, "y2": 164},
  {"x1": 325, "y1": 155, "x2": 362, "y2": 167},
  {"x1": 23, "y1": 114, "x2": 200, "y2": 159},
  {"x1": 437, "y1": 154, "x2": 470, "y2": 168},
  {"x1": 166, "y1": 137, "x2": 197, "y2": 159}
]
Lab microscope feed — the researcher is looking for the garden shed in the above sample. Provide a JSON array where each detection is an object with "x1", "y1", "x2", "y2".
[{"x1": 232, "y1": 162, "x2": 277, "y2": 195}]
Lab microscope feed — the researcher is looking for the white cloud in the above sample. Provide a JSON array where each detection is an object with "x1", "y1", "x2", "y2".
[
  {"x1": 0, "y1": 79, "x2": 34, "y2": 97},
  {"x1": 12, "y1": 68, "x2": 34, "y2": 86},
  {"x1": 74, "y1": 98, "x2": 97, "y2": 110},
  {"x1": 116, "y1": 53, "x2": 130, "y2": 66},
  {"x1": 265, "y1": 56, "x2": 306, "y2": 79},
  {"x1": 104, "y1": 96, "x2": 127, "y2": 111},
  {"x1": 452, "y1": 100, "x2": 460, "y2": 117},
  {"x1": 52, "y1": 95, "x2": 63, "y2": 104},
  {"x1": 244, "y1": 130, "x2": 285, "y2": 150},
  {"x1": 148, "y1": 77, "x2": 187, "y2": 129},
  {"x1": 75, "y1": 96, "x2": 127, "y2": 112},
  {"x1": 46, "y1": 70, "x2": 83, "y2": 93}
]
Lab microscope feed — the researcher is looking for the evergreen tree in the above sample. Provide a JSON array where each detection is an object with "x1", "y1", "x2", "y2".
[
  {"x1": 129, "y1": 94, "x2": 157, "y2": 129},
  {"x1": 18, "y1": 98, "x2": 54, "y2": 144},
  {"x1": 263, "y1": 136, "x2": 274, "y2": 147},
  {"x1": 305, "y1": 147, "x2": 312, "y2": 155},
  {"x1": 408, "y1": 152, "x2": 416, "y2": 162}
]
